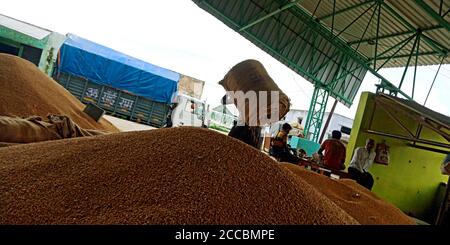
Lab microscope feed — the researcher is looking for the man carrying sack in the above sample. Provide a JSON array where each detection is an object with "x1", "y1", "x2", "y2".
[{"x1": 219, "y1": 59, "x2": 290, "y2": 149}]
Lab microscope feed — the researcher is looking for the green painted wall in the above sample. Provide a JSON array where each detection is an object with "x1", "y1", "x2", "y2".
[
  {"x1": 0, "y1": 27, "x2": 47, "y2": 48},
  {"x1": 0, "y1": 26, "x2": 65, "y2": 76},
  {"x1": 346, "y1": 92, "x2": 449, "y2": 223}
]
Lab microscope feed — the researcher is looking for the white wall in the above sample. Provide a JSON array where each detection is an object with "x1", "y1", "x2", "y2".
[{"x1": 284, "y1": 109, "x2": 354, "y2": 141}]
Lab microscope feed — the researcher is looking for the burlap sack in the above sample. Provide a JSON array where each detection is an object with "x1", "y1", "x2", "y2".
[
  {"x1": 219, "y1": 59, "x2": 290, "y2": 126},
  {"x1": 0, "y1": 116, "x2": 62, "y2": 143},
  {"x1": 0, "y1": 115, "x2": 109, "y2": 144},
  {"x1": 46, "y1": 114, "x2": 109, "y2": 137}
]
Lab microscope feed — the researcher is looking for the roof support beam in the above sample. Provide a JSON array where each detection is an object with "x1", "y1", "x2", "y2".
[
  {"x1": 443, "y1": 8, "x2": 450, "y2": 17},
  {"x1": 412, "y1": 33, "x2": 421, "y2": 99},
  {"x1": 331, "y1": 0, "x2": 336, "y2": 34},
  {"x1": 239, "y1": 0, "x2": 303, "y2": 32},
  {"x1": 399, "y1": 31, "x2": 421, "y2": 90},
  {"x1": 382, "y1": 2, "x2": 448, "y2": 56},
  {"x1": 382, "y1": 2, "x2": 415, "y2": 29},
  {"x1": 421, "y1": 34, "x2": 449, "y2": 54},
  {"x1": 311, "y1": 49, "x2": 340, "y2": 75},
  {"x1": 373, "y1": 51, "x2": 437, "y2": 61},
  {"x1": 375, "y1": 99, "x2": 415, "y2": 137},
  {"x1": 373, "y1": 2, "x2": 382, "y2": 69},
  {"x1": 369, "y1": 34, "x2": 416, "y2": 69},
  {"x1": 366, "y1": 130, "x2": 450, "y2": 149},
  {"x1": 424, "y1": 56, "x2": 445, "y2": 106},
  {"x1": 422, "y1": 119, "x2": 450, "y2": 142},
  {"x1": 355, "y1": 2, "x2": 377, "y2": 52},
  {"x1": 317, "y1": 0, "x2": 374, "y2": 21},
  {"x1": 331, "y1": 62, "x2": 363, "y2": 87},
  {"x1": 367, "y1": 70, "x2": 412, "y2": 101},
  {"x1": 334, "y1": 2, "x2": 377, "y2": 39},
  {"x1": 414, "y1": 0, "x2": 450, "y2": 33},
  {"x1": 347, "y1": 25, "x2": 442, "y2": 45},
  {"x1": 312, "y1": 0, "x2": 323, "y2": 17}
]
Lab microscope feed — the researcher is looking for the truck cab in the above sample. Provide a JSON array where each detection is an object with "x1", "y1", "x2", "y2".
[{"x1": 170, "y1": 94, "x2": 208, "y2": 128}]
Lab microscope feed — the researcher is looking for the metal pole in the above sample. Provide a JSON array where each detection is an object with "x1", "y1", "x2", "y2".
[
  {"x1": 331, "y1": 0, "x2": 336, "y2": 34},
  {"x1": 399, "y1": 32, "x2": 421, "y2": 90},
  {"x1": 374, "y1": 2, "x2": 382, "y2": 69},
  {"x1": 318, "y1": 0, "x2": 374, "y2": 21},
  {"x1": 412, "y1": 32, "x2": 421, "y2": 99},
  {"x1": 424, "y1": 56, "x2": 445, "y2": 106},
  {"x1": 319, "y1": 99, "x2": 338, "y2": 143},
  {"x1": 239, "y1": 0, "x2": 303, "y2": 31},
  {"x1": 365, "y1": 130, "x2": 450, "y2": 148}
]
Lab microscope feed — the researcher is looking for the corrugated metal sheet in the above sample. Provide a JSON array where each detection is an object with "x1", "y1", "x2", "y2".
[
  {"x1": 193, "y1": 0, "x2": 449, "y2": 106},
  {"x1": 300, "y1": 0, "x2": 450, "y2": 68},
  {"x1": 0, "y1": 14, "x2": 50, "y2": 40}
]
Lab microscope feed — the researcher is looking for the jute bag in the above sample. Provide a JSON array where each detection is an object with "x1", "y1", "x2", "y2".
[
  {"x1": 0, "y1": 116, "x2": 62, "y2": 143},
  {"x1": 219, "y1": 60, "x2": 290, "y2": 126}
]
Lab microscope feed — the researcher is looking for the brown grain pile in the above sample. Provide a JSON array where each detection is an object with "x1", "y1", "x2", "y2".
[
  {"x1": 0, "y1": 54, "x2": 118, "y2": 132},
  {"x1": 0, "y1": 127, "x2": 358, "y2": 225},
  {"x1": 281, "y1": 163, "x2": 416, "y2": 225}
]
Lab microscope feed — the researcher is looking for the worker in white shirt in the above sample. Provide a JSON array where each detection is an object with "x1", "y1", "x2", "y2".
[{"x1": 348, "y1": 138, "x2": 376, "y2": 190}]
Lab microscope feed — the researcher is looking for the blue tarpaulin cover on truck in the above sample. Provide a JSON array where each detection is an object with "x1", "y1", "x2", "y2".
[{"x1": 58, "y1": 33, "x2": 179, "y2": 103}]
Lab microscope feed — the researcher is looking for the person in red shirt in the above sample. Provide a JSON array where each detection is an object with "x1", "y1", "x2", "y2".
[{"x1": 317, "y1": 130, "x2": 346, "y2": 171}]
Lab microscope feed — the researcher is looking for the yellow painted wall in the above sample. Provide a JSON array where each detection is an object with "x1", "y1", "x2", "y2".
[{"x1": 346, "y1": 92, "x2": 449, "y2": 222}]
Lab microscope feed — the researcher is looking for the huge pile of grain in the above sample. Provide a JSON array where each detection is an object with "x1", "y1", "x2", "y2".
[
  {"x1": 0, "y1": 127, "x2": 358, "y2": 225},
  {"x1": 0, "y1": 54, "x2": 118, "y2": 132},
  {"x1": 281, "y1": 164, "x2": 416, "y2": 225}
]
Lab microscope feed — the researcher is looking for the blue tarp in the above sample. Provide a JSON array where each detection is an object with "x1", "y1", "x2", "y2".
[{"x1": 58, "y1": 33, "x2": 179, "y2": 103}]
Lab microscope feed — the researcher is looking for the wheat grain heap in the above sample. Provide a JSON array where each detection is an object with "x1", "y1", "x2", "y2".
[
  {"x1": 0, "y1": 127, "x2": 359, "y2": 225},
  {"x1": 0, "y1": 54, "x2": 118, "y2": 132},
  {"x1": 282, "y1": 164, "x2": 415, "y2": 225}
]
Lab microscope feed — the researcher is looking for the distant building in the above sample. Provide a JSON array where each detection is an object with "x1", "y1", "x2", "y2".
[
  {"x1": 209, "y1": 104, "x2": 238, "y2": 130},
  {"x1": 284, "y1": 109, "x2": 354, "y2": 142},
  {"x1": 0, "y1": 13, "x2": 66, "y2": 76}
]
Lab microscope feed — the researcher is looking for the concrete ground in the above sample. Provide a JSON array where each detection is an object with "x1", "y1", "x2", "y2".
[
  {"x1": 103, "y1": 115, "x2": 155, "y2": 132},
  {"x1": 104, "y1": 115, "x2": 230, "y2": 136}
]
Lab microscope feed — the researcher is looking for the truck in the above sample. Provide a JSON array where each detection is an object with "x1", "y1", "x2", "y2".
[
  {"x1": 53, "y1": 33, "x2": 206, "y2": 128},
  {"x1": 170, "y1": 94, "x2": 208, "y2": 128}
]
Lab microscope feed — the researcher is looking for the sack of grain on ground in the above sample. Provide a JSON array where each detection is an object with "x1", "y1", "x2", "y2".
[
  {"x1": 0, "y1": 115, "x2": 109, "y2": 143},
  {"x1": 0, "y1": 116, "x2": 61, "y2": 143}
]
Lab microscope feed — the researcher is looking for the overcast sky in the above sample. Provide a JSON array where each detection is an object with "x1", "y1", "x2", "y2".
[{"x1": 2, "y1": 0, "x2": 449, "y2": 118}]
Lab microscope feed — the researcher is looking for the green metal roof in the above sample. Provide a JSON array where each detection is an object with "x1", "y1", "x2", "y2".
[
  {"x1": 193, "y1": 0, "x2": 450, "y2": 106},
  {"x1": 301, "y1": 0, "x2": 449, "y2": 67}
]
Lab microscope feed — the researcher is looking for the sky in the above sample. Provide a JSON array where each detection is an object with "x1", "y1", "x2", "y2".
[{"x1": 2, "y1": 0, "x2": 449, "y2": 119}]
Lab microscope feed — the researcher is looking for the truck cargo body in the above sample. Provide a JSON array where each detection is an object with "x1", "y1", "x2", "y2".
[
  {"x1": 53, "y1": 33, "x2": 180, "y2": 128},
  {"x1": 54, "y1": 71, "x2": 170, "y2": 127}
]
